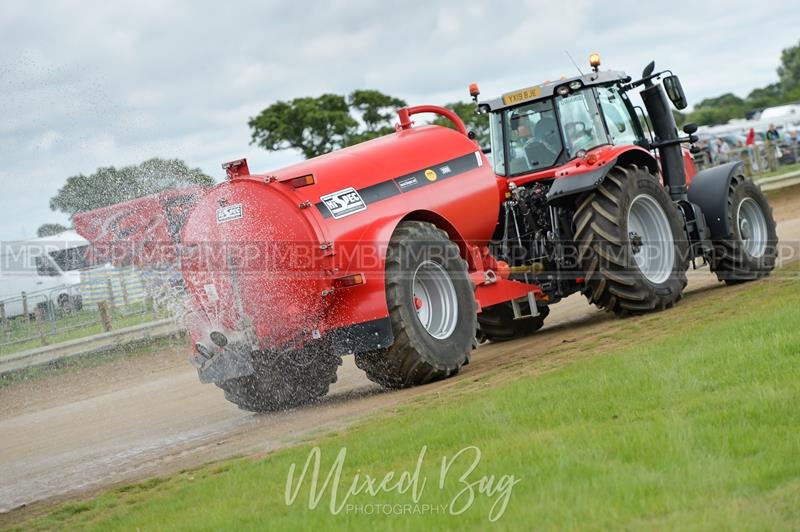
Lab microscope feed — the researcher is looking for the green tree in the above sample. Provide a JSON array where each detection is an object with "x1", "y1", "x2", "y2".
[
  {"x1": 777, "y1": 40, "x2": 800, "y2": 92},
  {"x1": 745, "y1": 83, "x2": 783, "y2": 109},
  {"x1": 685, "y1": 41, "x2": 800, "y2": 126},
  {"x1": 36, "y1": 223, "x2": 69, "y2": 237},
  {"x1": 249, "y1": 94, "x2": 358, "y2": 159},
  {"x1": 346, "y1": 89, "x2": 406, "y2": 145},
  {"x1": 50, "y1": 158, "x2": 214, "y2": 217},
  {"x1": 432, "y1": 101, "x2": 490, "y2": 147},
  {"x1": 687, "y1": 92, "x2": 748, "y2": 126},
  {"x1": 694, "y1": 93, "x2": 745, "y2": 109}
]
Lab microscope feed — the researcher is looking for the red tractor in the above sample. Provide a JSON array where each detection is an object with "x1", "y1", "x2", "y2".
[
  {"x1": 180, "y1": 55, "x2": 777, "y2": 411},
  {"x1": 471, "y1": 55, "x2": 776, "y2": 338}
]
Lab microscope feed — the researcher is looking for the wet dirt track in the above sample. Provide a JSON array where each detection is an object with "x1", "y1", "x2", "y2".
[{"x1": 1, "y1": 188, "x2": 799, "y2": 515}]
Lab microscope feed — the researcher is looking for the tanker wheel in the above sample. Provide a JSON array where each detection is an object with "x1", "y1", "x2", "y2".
[
  {"x1": 573, "y1": 164, "x2": 689, "y2": 316},
  {"x1": 709, "y1": 174, "x2": 777, "y2": 284},
  {"x1": 217, "y1": 348, "x2": 341, "y2": 413},
  {"x1": 477, "y1": 301, "x2": 549, "y2": 342},
  {"x1": 354, "y1": 221, "x2": 475, "y2": 389}
]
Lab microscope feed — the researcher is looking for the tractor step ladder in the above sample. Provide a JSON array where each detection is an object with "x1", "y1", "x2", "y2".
[{"x1": 511, "y1": 292, "x2": 540, "y2": 320}]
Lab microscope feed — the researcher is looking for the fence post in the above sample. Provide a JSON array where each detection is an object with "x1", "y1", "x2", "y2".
[
  {"x1": 21, "y1": 291, "x2": 29, "y2": 322},
  {"x1": 97, "y1": 300, "x2": 112, "y2": 332},
  {"x1": 144, "y1": 294, "x2": 155, "y2": 316},
  {"x1": 766, "y1": 140, "x2": 777, "y2": 172},
  {"x1": 741, "y1": 151, "x2": 753, "y2": 177},
  {"x1": 119, "y1": 271, "x2": 130, "y2": 308},
  {"x1": 0, "y1": 302, "x2": 5, "y2": 329},
  {"x1": 106, "y1": 276, "x2": 116, "y2": 310},
  {"x1": 35, "y1": 306, "x2": 48, "y2": 346}
]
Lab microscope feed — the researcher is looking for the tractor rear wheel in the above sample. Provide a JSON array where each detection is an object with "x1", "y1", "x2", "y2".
[
  {"x1": 710, "y1": 174, "x2": 777, "y2": 284},
  {"x1": 354, "y1": 221, "x2": 475, "y2": 388},
  {"x1": 573, "y1": 164, "x2": 689, "y2": 315},
  {"x1": 217, "y1": 348, "x2": 341, "y2": 412},
  {"x1": 477, "y1": 300, "x2": 549, "y2": 342}
]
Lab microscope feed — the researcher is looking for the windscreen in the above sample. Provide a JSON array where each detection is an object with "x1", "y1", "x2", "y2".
[
  {"x1": 556, "y1": 89, "x2": 608, "y2": 157},
  {"x1": 49, "y1": 245, "x2": 91, "y2": 272},
  {"x1": 504, "y1": 100, "x2": 562, "y2": 175}
]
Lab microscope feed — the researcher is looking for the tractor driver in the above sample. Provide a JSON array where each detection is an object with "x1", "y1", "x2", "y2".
[{"x1": 512, "y1": 113, "x2": 561, "y2": 170}]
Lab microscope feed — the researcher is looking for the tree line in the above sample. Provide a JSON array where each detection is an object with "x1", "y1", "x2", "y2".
[
  {"x1": 40, "y1": 93, "x2": 483, "y2": 235},
  {"x1": 247, "y1": 89, "x2": 488, "y2": 158},
  {"x1": 39, "y1": 40, "x2": 799, "y2": 236},
  {"x1": 680, "y1": 40, "x2": 800, "y2": 126}
]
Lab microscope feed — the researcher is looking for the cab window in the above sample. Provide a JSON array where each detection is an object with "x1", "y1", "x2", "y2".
[
  {"x1": 556, "y1": 90, "x2": 608, "y2": 157},
  {"x1": 488, "y1": 111, "x2": 506, "y2": 175},
  {"x1": 597, "y1": 87, "x2": 639, "y2": 145},
  {"x1": 504, "y1": 100, "x2": 562, "y2": 175}
]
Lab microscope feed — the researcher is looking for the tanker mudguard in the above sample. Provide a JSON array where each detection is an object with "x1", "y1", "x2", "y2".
[
  {"x1": 546, "y1": 158, "x2": 617, "y2": 203},
  {"x1": 687, "y1": 161, "x2": 742, "y2": 239}
]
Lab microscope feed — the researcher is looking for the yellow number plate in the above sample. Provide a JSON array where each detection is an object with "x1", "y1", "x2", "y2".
[{"x1": 502, "y1": 86, "x2": 542, "y2": 105}]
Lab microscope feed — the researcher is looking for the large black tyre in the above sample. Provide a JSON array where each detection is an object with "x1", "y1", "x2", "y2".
[
  {"x1": 477, "y1": 301, "x2": 550, "y2": 342},
  {"x1": 354, "y1": 221, "x2": 476, "y2": 388},
  {"x1": 573, "y1": 164, "x2": 689, "y2": 316},
  {"x1": 709, "y1": 174, "x2": 777, "y2": 284},
  {"x1": 217, "y1": 347, "x2": 341, "y2": 412}
]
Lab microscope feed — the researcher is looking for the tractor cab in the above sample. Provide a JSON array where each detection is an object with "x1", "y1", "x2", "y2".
[{"x1": 477, "y1": 68, "x2": 646, "y2": 177}]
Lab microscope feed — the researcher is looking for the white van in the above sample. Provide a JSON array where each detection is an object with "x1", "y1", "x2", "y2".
[{"x1": 0, "y1": 231, "x2": 89, "y2": 318}]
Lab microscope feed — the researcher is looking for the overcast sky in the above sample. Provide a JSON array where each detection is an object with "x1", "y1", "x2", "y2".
[{"x1": 1, "y1": 0, "x2": 797, "y2": 241}]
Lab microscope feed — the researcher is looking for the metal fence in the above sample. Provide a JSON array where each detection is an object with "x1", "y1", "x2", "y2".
[
  {"x1": 694, "y1": 140, "x2": 800, "y2": 177},
  {"x1": 0, "y1": 268, "x2": 166, "y2": 356}
]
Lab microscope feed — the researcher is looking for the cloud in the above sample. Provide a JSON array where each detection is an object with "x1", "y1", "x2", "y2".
[
  {"x1": 30, "y1": 130, "x2": 63, "y2": 151},
  {"x1": 0, "y1": 0, "x2": 797, "y2": 240}
]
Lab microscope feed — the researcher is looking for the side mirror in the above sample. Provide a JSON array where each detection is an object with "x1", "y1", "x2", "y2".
[
  {"x1": 664, "y1": 75, "x2": 688, "y2": 110},
  {"x1": 683, "y1": 123, "x2": 698, "y2": 135}
]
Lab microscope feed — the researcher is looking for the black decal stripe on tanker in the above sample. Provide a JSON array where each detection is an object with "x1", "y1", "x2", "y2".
[{"x1": 315, "y1": 151, "x2": 482, "y2": 219}]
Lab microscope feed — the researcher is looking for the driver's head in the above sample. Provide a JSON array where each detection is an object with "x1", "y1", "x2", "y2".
[
  {"x1": 511, "y1": 115, "x2": 531, "y2": 139},
  {"x1": 534, "y1": 117, "x2": 558, "y2": 149}
]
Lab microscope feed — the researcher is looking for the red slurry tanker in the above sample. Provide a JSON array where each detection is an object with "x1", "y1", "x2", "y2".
[{"x1": 181, "y1": 55, "x2": 777, "y2": 411}]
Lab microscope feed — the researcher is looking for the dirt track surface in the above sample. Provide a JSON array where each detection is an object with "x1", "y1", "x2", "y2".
[{"x1": 1, "y1": 187, "x2": 799, "y2": 515}]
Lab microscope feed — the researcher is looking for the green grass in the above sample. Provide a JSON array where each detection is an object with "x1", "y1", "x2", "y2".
[
  {"x1": 0, "y1": 303, "x2": 163, "y2": 357},
  {"x1": 754, "y1": 161, "x2": 800, "y2": 180},
  {"x1": 13, "y1": 269, "x2": 800, "y2": 531},
  {"x1": 0, "y1": 335, "x2": 186, "y2": 391}
]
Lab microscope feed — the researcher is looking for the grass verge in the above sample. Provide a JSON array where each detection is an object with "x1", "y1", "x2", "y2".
[
  {"x1": 0, "y1": 334, "x2": 185, "y2": 391},
  {"x1": 754, "y1": 161, "x2": 800, "y2": 180},
  {"x1": 0, "y1": 303, "x2": 164, "y2": 358},
  {"x1": 12, "y1": 268, "x2": 800, "y2": 531}
]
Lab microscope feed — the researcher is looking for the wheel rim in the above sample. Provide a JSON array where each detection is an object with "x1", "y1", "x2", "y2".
[
  {"x1": 737, "y1": 197, "x2": 767, "y2": 258},
  {"x1": 627, "y1": 194, "x2": 675, "y2": 284},
  {"x1": 412, "y1": 260, "x2": 458, "y2": 339}
]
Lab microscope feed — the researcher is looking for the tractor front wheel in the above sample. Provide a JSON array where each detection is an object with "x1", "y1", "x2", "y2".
[
  {"x1": 355, "y1": 221, "x2": 475, "y2": 388},
  {"x1": 573, "y1": 164, "x2": 689, "y2": 315},
  {"x1": 710, "y1": 174, "x2": 777, "y2": 283}
]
